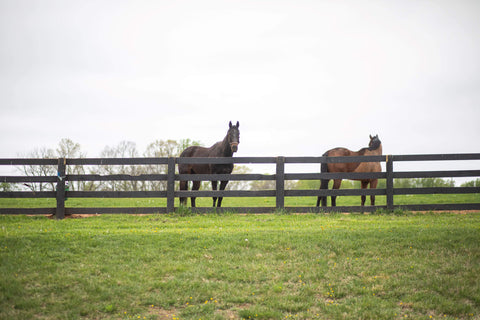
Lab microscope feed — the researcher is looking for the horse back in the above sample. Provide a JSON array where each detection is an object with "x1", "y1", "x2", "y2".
[
  {"x1": 179, "y1": 146, "x2": 210, "y2": 174},
  {"x1": 178, "y1": 145, "x2": 233, "y2": 175},
  {"x1": 325, "y1": 148, "x2": 359, "y2": 172},
  {"x1": 324, "y1": 147, "x2": 381, "y2": 174},
  {"x1": 180, "y1": 146, "x2": 207, "y2": 158},
  {"x1": 325, "y1": 148, "x2": 352, "y2": 158}
]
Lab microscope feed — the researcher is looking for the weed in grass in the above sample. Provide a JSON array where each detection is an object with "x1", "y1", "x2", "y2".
[
  {"x1": 273, "y1": 208, "x2": 290, "y2": 215},
  {"x1": 174, "y1": 204, "x2": 194, "y2": 216},
  {"x1": 374, "y1": 208, "x2": 411, "y2": 215}
]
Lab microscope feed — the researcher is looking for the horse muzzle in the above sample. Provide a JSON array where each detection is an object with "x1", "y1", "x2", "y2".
[{"x1": 230, "y1": 142, "x2": 238, "y2": 153}]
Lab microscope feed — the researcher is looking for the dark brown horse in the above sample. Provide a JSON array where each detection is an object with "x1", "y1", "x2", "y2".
[
  {"x1": 316, "y1": 135, "x2": 382, "y2": 207},
  {"x1": 179, "y1": 121, "x2": 240, "y2": 207}
]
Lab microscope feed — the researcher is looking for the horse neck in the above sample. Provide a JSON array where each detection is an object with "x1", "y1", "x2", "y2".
[
  {"x1": 218, "y1": 136, "x2": 233, "y2": 157},
  {"x1": 358, "y1": 143, "x2": 382, "y2": 156},
  {"x1": 368, "y1": 144, "x2": 382, "y2": 155}
]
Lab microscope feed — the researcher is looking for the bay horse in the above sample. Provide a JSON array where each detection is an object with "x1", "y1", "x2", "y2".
[
  {"x1": 179, "y1": 121, "x2": 240, "y2": 207},
  {"x1": 316, "y1": 135, "x2": 382, "y2": 207}
]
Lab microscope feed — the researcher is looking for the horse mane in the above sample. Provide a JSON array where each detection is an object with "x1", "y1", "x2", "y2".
[{"x1": 356, "y1": 137, "x2": 381, "y2": 155}]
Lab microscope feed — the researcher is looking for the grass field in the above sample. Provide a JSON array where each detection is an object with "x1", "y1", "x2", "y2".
[
  {"x1": 1, "y1": 212, "x2": 479, "y2": 319},
  {"x1": 0, "y1": 193, "x2": 479, "y2": 209}
]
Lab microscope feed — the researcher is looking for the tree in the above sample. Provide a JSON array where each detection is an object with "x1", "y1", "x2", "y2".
[
  {"x1": 415, "y1": 178, "x2": 455, "y2": 188},
  {"x1": 461, "y1": 179, "x2": 480, "y2": 187},
  {"x1": 17, "y1": 139, "x2": 88, "y2": 191},
  {"x1": 143, "y1": 140, "x2": 179, "y2": 191},
  {"x1": 177, "y1": 139, "x2": 202, "y2": 154},
  {"x1": 56, "y1": 138, "x2": 86, "y2": 191},
  {"x1": 17, "y1": 147, "x2": 56, "y2": 191},
  {"x1": 227, "y1": 166, "x2": 252, "y2": 190},
  {"x1": 97, "y1": 141, "x2": 140, "y2": 191},
  {"x1": 249, "y1": 178, "x2": 297, "y2": 191},
  {"x1": 1, "y1": 182, "x2": 15, "y2": 192},
  {"x1": 143, "y1": 139, "x2": 202, "y2": 191}
]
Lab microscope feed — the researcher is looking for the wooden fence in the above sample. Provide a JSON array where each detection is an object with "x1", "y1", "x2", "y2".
[{"x1": 1, "y1": 153, "x2": 480, "y2": 219}]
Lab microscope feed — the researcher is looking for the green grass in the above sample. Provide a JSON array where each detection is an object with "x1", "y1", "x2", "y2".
[
  {"x1": 0, "y1": 193, "x2": 478, "y2": 208},
  {"x1": 1, "y1": 212, "x2": 479, "y2": 319}
]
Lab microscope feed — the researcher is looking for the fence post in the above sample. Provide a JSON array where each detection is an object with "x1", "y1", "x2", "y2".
[
  {"x1": 56, "y1": 158, "x2": 66, "y2": 219},
  {"x1": 276, "y1": 156, "x2": 285, "y2": 211},
  {"x1": 167, "y1": 157, "x2": 175, "y2": 213},
  {"x1": 386, "y1": 155, "x2": 394, "y2": 211}
]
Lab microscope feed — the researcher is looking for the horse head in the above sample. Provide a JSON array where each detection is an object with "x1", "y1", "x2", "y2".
[
  {"x1": 228, "y1": 121, "x2": 240, "y2": 153},
  {"x1": 369, "y1": 134, "x2": 381, "y2": 151}
]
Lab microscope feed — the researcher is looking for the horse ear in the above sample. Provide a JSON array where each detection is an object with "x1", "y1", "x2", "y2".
[
  {"x1": 229, "y1": 121, "x2": 232, "y2": 128},
  {"x1": 236, "y1": 121, "x2": 239, "y2": 128},
  {"x1": 369, "y1": 134, "x2": 373, "y2": 139}
]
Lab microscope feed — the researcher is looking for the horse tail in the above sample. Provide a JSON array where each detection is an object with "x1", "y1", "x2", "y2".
[{"x1": 317, "y1": 152, "x2": 330, "y2": 207}]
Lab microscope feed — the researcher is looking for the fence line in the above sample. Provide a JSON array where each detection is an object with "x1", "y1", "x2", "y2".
[{"x1": 1, "y1": 154, "x2": 480, "y2": 219}]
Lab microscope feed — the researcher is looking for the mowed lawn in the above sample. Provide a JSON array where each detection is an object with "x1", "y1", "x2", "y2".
[
  {"x1": 0, "y1": 192, "x2": 478, "y2": 208},
  {"x1": 1, "y1": 212, "x2": 479, "y2": 320}
]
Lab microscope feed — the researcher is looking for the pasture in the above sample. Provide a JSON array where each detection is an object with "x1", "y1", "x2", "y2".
[
  {"x1": 1, "y1": 211, "x2": 479, "y2": 319},
  {"x1": 0, "y1": 192, "x2": 478, "y2": 210},
  {"x1": 2, "y1": 153, "x2": 479, "y2": 217}
]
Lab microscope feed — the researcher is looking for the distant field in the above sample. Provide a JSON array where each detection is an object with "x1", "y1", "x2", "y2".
[
  {"x1": 1, "y1": 212, "x2": 479, "y2": 320},
  {"x1": 0, "y1": 193, "x2": 479, "y2": 209}
]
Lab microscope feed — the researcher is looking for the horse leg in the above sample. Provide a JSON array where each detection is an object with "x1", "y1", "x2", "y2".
[
  {"x1": 191, "y1": 181, "x2": 200, "y2": 207},
  {"x1": 317, "y1": 179, "x2": 329, "y2": 207},
  {"x1": 361, "y1": 180, "x2": 369, "y2": 206},
  {"x1": 369, "y1": 179, "x2": 378, "y2": 205},
  {"x1": 331, "y1": 179, "x2": 342, "y2": 207},
  {"x1": 217, "y1": 180, "x2": 228, "y2": 207},
  {"x1": 180, "y1": 180, "x2": 188, "y2": 206},
  {"x1": 211, "y1": 181, "x2": 218, "y2": 207}
]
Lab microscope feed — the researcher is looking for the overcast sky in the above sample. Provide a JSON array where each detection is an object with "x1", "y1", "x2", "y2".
[{"x1": 1, "y1": 0, "x2": 479, "y2": 175}]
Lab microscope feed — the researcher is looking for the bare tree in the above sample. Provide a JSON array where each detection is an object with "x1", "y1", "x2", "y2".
[
  {"x1": 16, "y1": 138, "x2": 208, "y2": 192},
  {"x1": 249, "y1": 178, "x2": 297, "y2": 191},
  {"x1": 98, "y1": 141, "x2": 140, "y2": 191},
  {"x1": 227, "y1": 165, "x2": 252, "y2": 190},
  {"x1": 17, "y1": 147, "x2": 56, "y2": 191},
  {"x1": 143, "y1": 140, "x2": 178, "y2": 191},
  {"x1": 143, "y1": 139, "x2": 202, "y2": 191},
  {"x1": 56, "y1": 138, "x2": 86, "y2": 191},
  {"x1": 249, "y1": 179, "x2": 276, "y2": 191}
]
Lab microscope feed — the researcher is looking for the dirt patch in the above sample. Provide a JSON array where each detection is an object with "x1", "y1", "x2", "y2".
[
  {"x1": 146, "y1": 306, "x2": 241, "y2": 320},
  {"x1": 147, "y1": 306, "x2": 180, "y2": 320},
  {"x1": 45, "y1": 213, "x2": 153, "y2": 219},
  {"x1": 40, "y1": 210, "x2": 479, "y2": 219},
  {"x1": 401, "y1": 210, "x2": 479, "y2": 215},
  {"x1": 214, "y1": 309, "x2": 239, "y2": 319},
  {"x1": 46, "y1": 214, "x2": 102, "y2": 219}
]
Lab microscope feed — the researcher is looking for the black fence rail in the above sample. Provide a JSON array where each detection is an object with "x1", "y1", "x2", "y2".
[{"x1": 1, "y1": 154, "x2": 479, "y2": 219}]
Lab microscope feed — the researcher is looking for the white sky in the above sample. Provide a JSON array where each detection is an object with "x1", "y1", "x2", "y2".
[{"x1": 1, "y1": 0, "x2": 479, "y2": 176}]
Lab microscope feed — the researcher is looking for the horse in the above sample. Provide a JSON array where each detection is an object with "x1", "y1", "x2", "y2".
[
  {"x1": 316, "y1": 135, "x2": 382, "y2": 207},
  {"x1": 179, "y1": 121, "x2": 240, "y2": 207}
]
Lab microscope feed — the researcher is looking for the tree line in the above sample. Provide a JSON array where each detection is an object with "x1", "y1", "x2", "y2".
[
  {"x1": 9, "y1": 138, "x2": 199, "y2": 192},
  {"x1": 2, "y1": 138, "x2": 478, "y2": 192}
]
